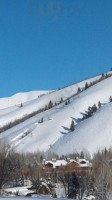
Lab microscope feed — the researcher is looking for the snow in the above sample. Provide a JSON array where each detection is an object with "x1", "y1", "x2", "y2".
[
  {"x1": 53, "y1": 160, "x2": 67, "y2": 168},
  {"x1": 0, "y1": 90, "x2": 51, "y2": 109},
  {"x1": 0, "y1": 73, "x2": 112, "y2": 155},
  {"x1": 45, "y1": 160, "x2": 67, "y2": 168},
  {"x1": 84, "y1": 195, "x2": 95, "y2": 200},
  {"x1": 50, "y1": 102, "x2": 112, "y2": 156},
  {"x1": 0, "y1": 194, "x2": 90, "y2": 200},
  {"x1": 0, "y1": 195, "x2": 81, "y2": 200},
  {"x1": 4, "y1": 186, "x2": 34, "y2": 196},
  {"x1": 0, "y1": 74, "x2": 102, "y2": 128},
  {"x1": 78, "y1": 159, "x2": 91, "y2": 167}
]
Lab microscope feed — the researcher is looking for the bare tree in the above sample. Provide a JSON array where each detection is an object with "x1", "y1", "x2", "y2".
[{"x1": 0, "y1": 140, "x2": 20, "y2": 194}]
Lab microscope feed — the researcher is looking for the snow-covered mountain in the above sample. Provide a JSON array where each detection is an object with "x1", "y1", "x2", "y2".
[
  {"x1": 0, "y1": 72, "x2": 112, "y2": 156},
  {"x1": 0, "y1": 90, "x2": 51, "y2": 109}
]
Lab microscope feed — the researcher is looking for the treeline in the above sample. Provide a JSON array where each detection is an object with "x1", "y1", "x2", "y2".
[
  {"x1": 77, "y1": 71, "x2": 112, "y2": 95},
  {"x1": 1, "y1": 142, "x2": 112, "y2": 199},
  {"x1": 64, "y1": 71, "x2": 112, "y2": 109},
  {"x1": 0, "y1": 107, "x2": 43, "y2": 133},
  {"x1": 0, "y1": 97, "x2": 65, "y2": 133},
  {"x1": 47, "y1": 148, "x2": 112, "y2": 200}
]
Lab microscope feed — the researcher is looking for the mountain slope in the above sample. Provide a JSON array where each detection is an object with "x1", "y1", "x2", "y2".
[
  {"x1": 50, "y1": 102, "x2": 112, "y2": 155},
  {"x1": 16, "y1": 75, "x2": 112, "y2": 153},
  {"x1": 0, "y1": 90, "x2": 50, "y2": 109},
  {"x1": 0, "y1": 74, "x2": 102, "y2": 129},
  {"x1": 0, "y1": 73, "x2": 112, "y2": 155}
]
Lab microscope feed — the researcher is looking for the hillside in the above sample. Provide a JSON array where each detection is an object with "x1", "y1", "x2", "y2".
[
  {"x1": 0, "y1": 90, "x2": 50, "y2": 109},
  {"x1": 0, "y1": 72, "x2": 112, "y2": 155},
  {"x1": 50, "y1": 102, "x2": 112, "y2": 155}
]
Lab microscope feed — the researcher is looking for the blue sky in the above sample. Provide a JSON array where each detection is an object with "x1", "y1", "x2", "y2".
[{"x1": 0, "y1": 0, "x2": 112, "y2": 97}]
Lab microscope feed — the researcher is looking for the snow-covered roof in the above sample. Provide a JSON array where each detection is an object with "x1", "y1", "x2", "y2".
[
  {"x1": 45, "y1": 160, "x2": 67, "y2": 168},
  {"x1": 45, "y1": 161, "x2": 53, "y2": 166},
  {"x1": 53, "y1": 160, "x2": 67, "y2": 168},
  {"x1": 78, "y1": 158, "x2": 89, "y2": 163},
  {"x1": 69, "y1": 159, "x2": 79, "y2": 164},
  {"x1": 78, "y1": 159, "x2": 91, "y2": 167}
]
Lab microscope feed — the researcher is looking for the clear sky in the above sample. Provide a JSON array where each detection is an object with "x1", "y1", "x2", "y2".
[{"x1": 0, "y1": 0, "x2": 112, "y2": 97}]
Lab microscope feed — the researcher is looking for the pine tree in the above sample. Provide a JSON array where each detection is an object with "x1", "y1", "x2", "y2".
[
  {"x1": 77, "y1": 87, "x2": 81, "y2": 94},
  {"x1": 48, "y1": 101, "x2": 53, "y2": 109},
  {"x1": 87, "y1": 107, "x2": 93, "y2": 117},
  {"x1": 90, "y1": 82, "x2": 93, "y2": 87},
  {"x1": 92, "y1": 104, "x2": 97, "y2": 112},
  {"x1": 85, "y1": 82, "x2": 89, "y2": 90},
  {"x1": 65, "y1": 101, "x2": 68, "y2": 106},
  {"x1": 98, "y1": 101, "x2": 101, "y2": 109},
  {"x1": 109, "y1": 96, "x2": 112, "y2": 102},
  {"x1": 105, "y1": 72, "x2": 108, "y2": 78},
  {"x1": 60, "y1": 97, "x2": 63, "y2": 103},
  {"x1": 70, "y1": 120, "x2": 75, "y2": 131},
  {"x1": 20, "y1": 103, "x2": 23, "y2": 108}
]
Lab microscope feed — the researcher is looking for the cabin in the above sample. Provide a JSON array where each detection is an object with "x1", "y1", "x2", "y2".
[
  {"x1": 43, "y1": 158, "x2": 92, "y2": 176},
  {"x1": 43, "y1": 161, "x2": 54, "y2": 175}
]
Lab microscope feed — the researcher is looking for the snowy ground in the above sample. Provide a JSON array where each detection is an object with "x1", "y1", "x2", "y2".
[
  {"x1": 0, "y1": 195, "x2": 76, "y2": 200},
  {"x1": 0, "y1": 72, "x2": 112, "y2": 155}
]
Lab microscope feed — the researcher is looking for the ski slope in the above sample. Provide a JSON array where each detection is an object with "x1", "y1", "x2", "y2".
[
  {"x1": 0, "y1": 74, "x2": 102, "y2": 128},
  {"x1": 0, "y1": 73, "x2": 112, "y2": 155},
  {"x1": 50, "y1": 102, "x2": 112, "y2": 155},
  {"x1": 0, "y1": 90, "x2": 50, "y2": 109}
]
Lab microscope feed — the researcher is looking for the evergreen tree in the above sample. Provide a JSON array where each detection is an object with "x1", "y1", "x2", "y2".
[
  {"x1": 70, "y1": 120, "x2": 75, "y2": 131},
  {"x1": 85, "y1": 82, "x2": 89, "y2": 90},
  {"x1": 77, "y1": 87, "x2": 81, "y2": 94},
  {"x1": 60, "y1": 97, "x2": 63, "y2": 103},
  {"x1": 65, "y1": 101, "x2": 68, "y2": 106},
  {"x1": 90, "y1": 104, "x2": 97, "y2": 114},
  {"x1": 68, "y1": 172, "x2": 80, "y2": 199},
  {"x1": 90, "y1": 82, "x2": 93, "y2": 87},
  {"x1": 110, "y1": 67, "x2": 112, "y2": 71},
  {"x1": 105, "y1": 72, "x2": 108, "y2": 78},
  {"x1": 86, "y1": 104, "x2": 97, "y2": 119},
  {"x1": 109, "y1": 96, "x2": 112, "y2": 102},
  {"x1": 86, "y1": 106, "x2": 93, "y2": 118},
  {"x1": 20, "y1": 103, "x2": 23, "y2": 108},
  {"x1": 48, "y1": 101, "x2": 53, "y2": 109},
  {"x1": 92, "y1": 104, "x2": 97, "y2": 112},
  {"x1": 98, "y1": 101, "x2": 101, "y2": 109},
  {"x1": 88, "y1": 106, "x2": 92, "y2": 112}
]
